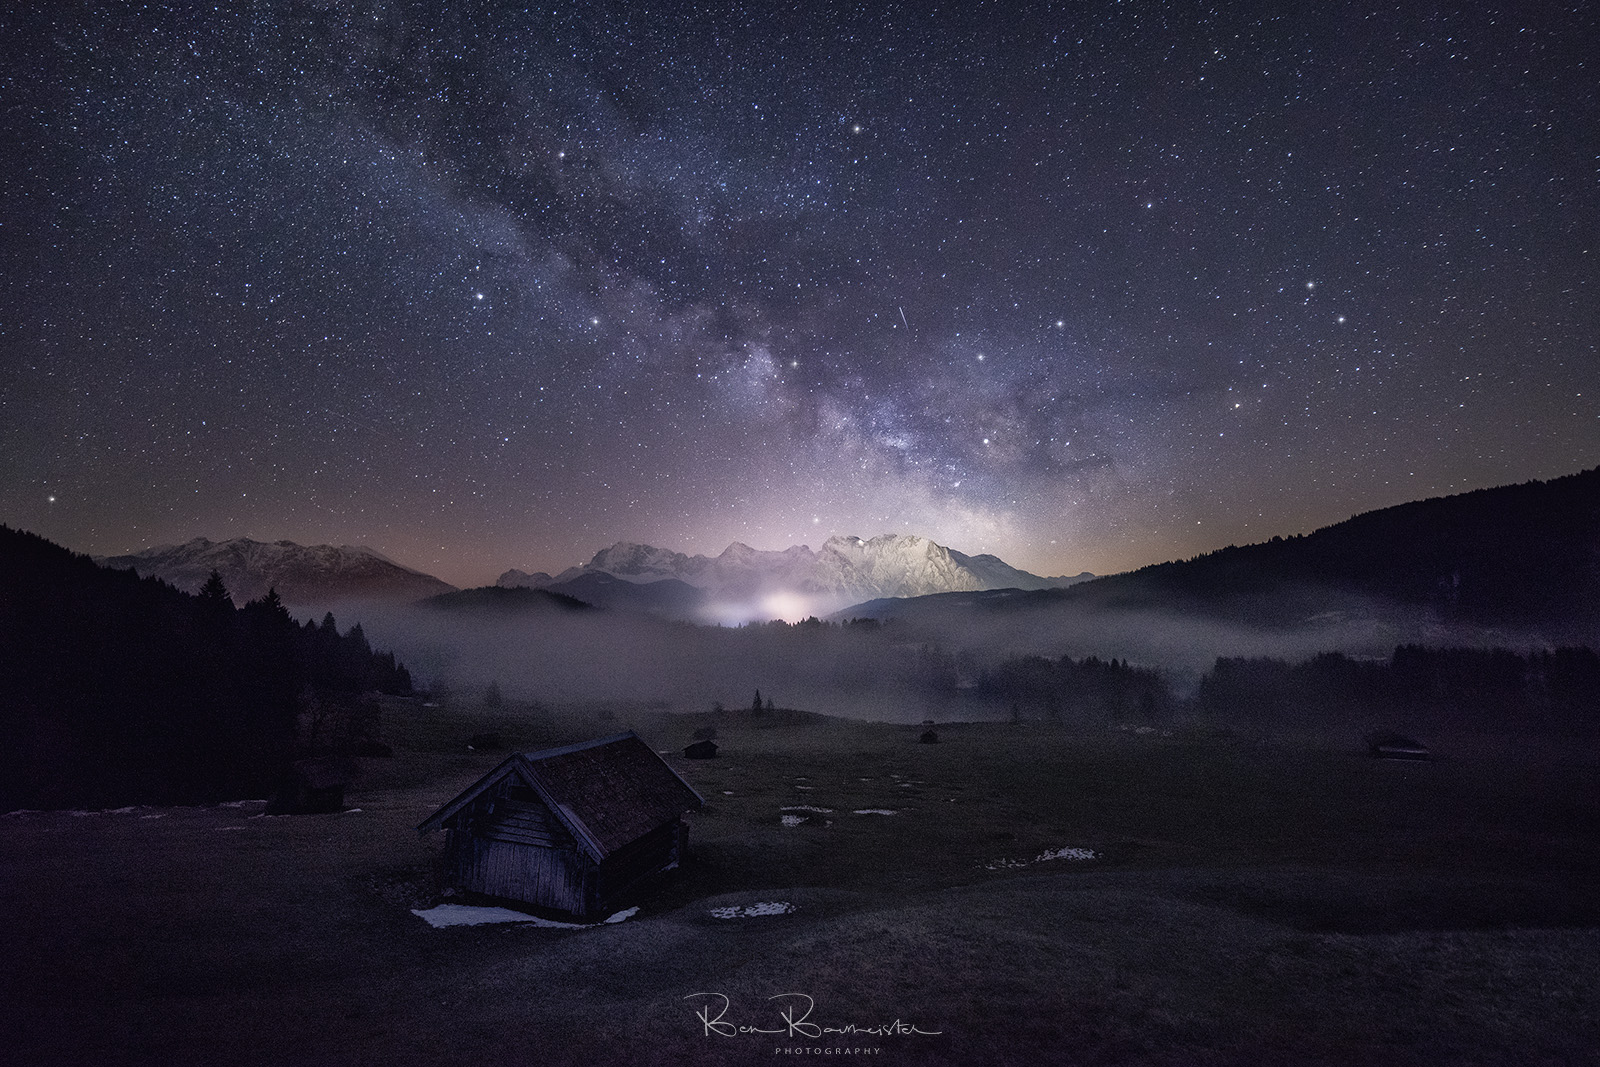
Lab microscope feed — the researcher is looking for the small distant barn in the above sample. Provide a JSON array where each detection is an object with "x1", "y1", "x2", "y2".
[
  {"x1": 684, "y1": 739, "x2": 718, "y2": 759},
  {"x1": 417, "y1": 731, "x2": 704, "y2": 917},
  {"x1": 266, "y1": 756, "x2": 359, "y2": 814}
]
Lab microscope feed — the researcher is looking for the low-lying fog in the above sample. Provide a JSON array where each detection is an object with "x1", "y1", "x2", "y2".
[{"x1": 314, "y1": 584, "x2": 1546, "y2": 722}]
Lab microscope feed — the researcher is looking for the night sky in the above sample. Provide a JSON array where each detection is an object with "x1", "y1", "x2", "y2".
[{"x1": 3, "y1": 2, "x2": 1595, "y2": 588}]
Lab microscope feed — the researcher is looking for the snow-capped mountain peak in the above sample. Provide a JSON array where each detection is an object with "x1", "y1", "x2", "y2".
[
  {"x1": 94, "y1": 537, "x2": 456, "y2": 606},
  {"x1": 496, "y1": 533, "x2": 1088, "y2": 621}
]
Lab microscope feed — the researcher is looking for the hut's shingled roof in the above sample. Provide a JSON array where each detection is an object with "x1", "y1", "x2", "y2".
[
  {"x1": 524, "y1": 733, "x2": 702, "y2": 856},
  {"x1": 418, "y1": 731, "x2": 703, "y2": 860}
]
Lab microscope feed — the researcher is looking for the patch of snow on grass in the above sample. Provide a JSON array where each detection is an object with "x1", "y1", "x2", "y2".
[
  {"x1": 412, "y1": 903, "x2": 639, "y2": 929},
  {"x1": 852, "y1": 809, "x2": 897, "y2": 815},
  {"x1": 709, "y1": 902, "x2": 796, "y2": 919},
  {"x1": 983, "y1": 846, "x2": 1099, "y2": 871},
  {"x1": 781, "y1": 805, "x2": 834, "y2": 813},
  {"x1": 780, "y1": 814, "x2": 806, "y2": 827},
  {"x1": 1037, "y1": 847, "x2": 1098, "y2": 862},
  {"x1": 412, "y1": 905, "x2": 548, "y2": 928}
]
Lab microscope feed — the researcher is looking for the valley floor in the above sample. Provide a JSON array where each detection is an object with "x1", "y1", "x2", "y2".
[{"x1": 4, "y1": 706, "x2": 1598, "y2": 1066}]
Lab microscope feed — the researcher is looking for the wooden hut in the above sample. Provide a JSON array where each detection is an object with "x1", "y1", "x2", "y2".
[
  {"x1": 266, "y1": 756, "x2": 359, "y2": 814},
  {"x1": 417, "y1": 731, "x2": 703, "y2": 917},
  {"x1": 683, "y1": 739, "x2": 718, "y2": 759}
]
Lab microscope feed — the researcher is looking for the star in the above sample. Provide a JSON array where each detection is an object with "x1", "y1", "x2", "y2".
[{"x1": 2, "y1": 0, "x2": 1586, "y2": 592}]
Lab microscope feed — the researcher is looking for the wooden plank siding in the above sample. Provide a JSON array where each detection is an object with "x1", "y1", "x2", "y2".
[
  {"x1": 476, "y1": 798, "x2": 576, "y2": 850},
  {"x1": 445, "y1": 829, "x2": 589, "y2": 915}
]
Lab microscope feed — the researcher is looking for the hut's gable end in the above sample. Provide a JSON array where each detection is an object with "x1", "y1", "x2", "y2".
[
  {"x1": 472, "y1": 795, "x2": 576, "y2": 850},
  {"x1": 431, "y1": 769, "x2": 579, "y2": 849}
]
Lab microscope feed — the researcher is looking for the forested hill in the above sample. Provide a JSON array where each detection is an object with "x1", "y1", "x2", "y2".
[
  {"x1": 1111, "y1": 466, "x2": 1600, "y2": 633},
  {"x1": 853, "y1": 467, "x2": 1600, "y2": 644},
  {"x1": 0, "y1": 526, "x2": 412, "y2": 810}
]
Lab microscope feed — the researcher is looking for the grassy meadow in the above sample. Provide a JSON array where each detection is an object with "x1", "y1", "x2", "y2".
[{"x1": 4, "y1": 697, "x2": 1598, "y2": 1065}]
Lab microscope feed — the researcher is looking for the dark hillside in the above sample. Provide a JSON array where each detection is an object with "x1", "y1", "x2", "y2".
[
  {"x1": 849, "y1": 468, "x2": 1600, "y2": 645},
  {"x1": 1114, "y1": 467, "x2": 1600, "y2": 633},
  {"x1": 417, "y1": 585, "x2": 594, "y2": 614},
  {"x1": 0, "y1": 526, "x2": 412, "y2": 810}
]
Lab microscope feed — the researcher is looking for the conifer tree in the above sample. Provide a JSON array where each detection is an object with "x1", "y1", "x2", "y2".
[{"x1": 198, "y1": 569, "x2": 233, "y2": 607}]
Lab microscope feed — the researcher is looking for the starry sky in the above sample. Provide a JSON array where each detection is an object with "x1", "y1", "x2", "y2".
[{"x1": 3, "y1": 1, "x2": 1595, "y2": 587}]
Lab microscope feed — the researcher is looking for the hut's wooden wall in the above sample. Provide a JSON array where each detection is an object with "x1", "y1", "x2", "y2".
[
  {"x1": 595, "y1": 820, "x2": 683, "y2": 907},
  {"x1": 444, "y1": 829, "x2": 589, "y2": 914}
]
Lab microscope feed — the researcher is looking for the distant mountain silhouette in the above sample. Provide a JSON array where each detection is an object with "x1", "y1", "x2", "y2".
[
  {"x1": 495, "y1": 567, "x2": 555, "y2": 588},
  {"x1": 95, "y1": 537, "x2": 455, "y2": 606},
  {"x1": 417, "y1": 585, "x2": 594, "y2": 614},
  {"x1": 541, "y1": 572, "x2": 709, "y2": 617},
  {"x1": 845, "y1": 468, "x2": 1600, "y2": 646}
]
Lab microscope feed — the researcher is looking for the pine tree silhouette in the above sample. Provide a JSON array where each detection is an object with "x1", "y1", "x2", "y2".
[{"x1": 198, "y1": 569, "x2": 233, "y2": 607}]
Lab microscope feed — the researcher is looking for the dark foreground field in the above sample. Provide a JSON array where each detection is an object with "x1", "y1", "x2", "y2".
[{"x1": 4, "y1": 701, "x2": 1598, "y2": 1066}]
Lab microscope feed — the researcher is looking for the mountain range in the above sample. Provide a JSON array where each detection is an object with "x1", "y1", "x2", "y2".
[
  {"x1": 87, "y1": 531, "x2": 1088, "y2": 620},
  {"x1": 94, "y1": 537, "x2": 457, "y2": 606},
  {"x1": 495, "y1": 533, "x2": 1093, "y2": 621},
  {"x1": 78, "y1": 466, "x2": 1600, "y2": 643}
]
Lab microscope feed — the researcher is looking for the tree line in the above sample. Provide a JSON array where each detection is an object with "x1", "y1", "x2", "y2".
[
  {"x1": 976, "y1": 644, "x2": 1600, "y2": 736},
  {"x1": 1196, "y1": 646, "x2": 1600, "y2": 735},
  {"x1": 0, "y1": 525, "x2": 412, "y2": 810}
]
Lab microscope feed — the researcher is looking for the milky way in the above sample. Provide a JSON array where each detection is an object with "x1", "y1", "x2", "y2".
[{"x1": 3, "y1": 2, "x2": 1595, "y2": 586}]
